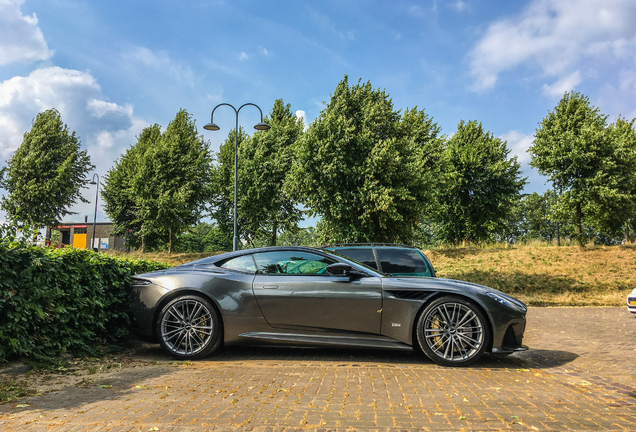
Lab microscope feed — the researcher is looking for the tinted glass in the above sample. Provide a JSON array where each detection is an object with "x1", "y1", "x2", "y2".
[
  {"x1": 254, "y1": 251, "x2": 336, "y2": 275},
  {"x1": 220, "y1": 255, "x2": 257, "y2": 273},
  {"x1": 333, "y1": 248, "x2": 377, "y2": 269},
  {"x1": 376, "y1": 248, "x2": 431, "y2": 276}
]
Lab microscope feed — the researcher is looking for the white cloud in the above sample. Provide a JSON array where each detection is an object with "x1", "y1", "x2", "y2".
[
  {"x1": 500, "y1": 130, "x2": 534, "y2": 165},
  {"x1": 122, "y1": 46, "x2": 194, "y2": 85},
  {"x1": 541, "y1": 71, "x2": 582, "y2": 98},
  {"x1": 451, "y1": 1, "x2": 469, "y2": 12},
  {"x1": 262, "y1": 48, "x2": 269, "y2": 56},
  {"x1": 0, "y1": 0, "x2": 53, "y2": 65},
  {"x1": 295, "y1": 110, "x2": 308, "y2": 130},
  {"x1": 238, "y1": 51, "x2": 249, "y2": 61},
  {"x1": 468, "y1": 0, "x2": 636, "y2": 92}
]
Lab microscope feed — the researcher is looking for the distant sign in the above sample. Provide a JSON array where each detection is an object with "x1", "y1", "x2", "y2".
[
  {"x1": 73, "y1": 225, "x2": 87, "y2": 228},
  {"x1": 100, "y1": 238, "x2": 109, "y2": 249}
]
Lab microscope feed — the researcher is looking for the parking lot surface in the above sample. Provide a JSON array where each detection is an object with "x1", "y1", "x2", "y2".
[{"x1": 1, "y1": 307, "x2": 635, "y2": 431}]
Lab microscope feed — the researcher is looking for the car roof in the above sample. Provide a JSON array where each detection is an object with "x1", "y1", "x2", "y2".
[{"x1": 321, "y1": 243, "x2": 417, "y2": 249}]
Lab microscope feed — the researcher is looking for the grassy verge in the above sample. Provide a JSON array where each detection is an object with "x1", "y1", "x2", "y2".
[
  {"x1": 427, "y1": 244, "x2": 635, "y2": 306},
  {"x1": 109, "y1": 244, "x2": 634, "y2": 307}
]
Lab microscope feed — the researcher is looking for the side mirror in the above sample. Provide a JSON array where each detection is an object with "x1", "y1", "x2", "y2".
[
  {"x1": 326, "y1": 263, "x2": 367, "y2": 279},
  {"x1": 326, "y1": 263, "x2": 351, "y2": 275}
]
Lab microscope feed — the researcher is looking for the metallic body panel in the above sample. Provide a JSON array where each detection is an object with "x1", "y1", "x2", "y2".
[
  {"x1": 128, "y1": 246, "x2": 528, "y2": 359},
  {"x1": 253, "y1": 275, "x2": 382, "y2": 334}
]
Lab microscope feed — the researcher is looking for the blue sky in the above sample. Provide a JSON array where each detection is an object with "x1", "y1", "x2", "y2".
[{"x1": 1, "y1": 0, "x2": 635, "y2": 225}]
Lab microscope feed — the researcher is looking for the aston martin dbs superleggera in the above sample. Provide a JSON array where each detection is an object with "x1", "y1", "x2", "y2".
[{"x1": 129, "y1": 246, "x2": 528, "y2": 366}]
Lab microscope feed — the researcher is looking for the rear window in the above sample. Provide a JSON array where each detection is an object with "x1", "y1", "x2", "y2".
[
  {"x1": 376, "y1": 248, "x2": 431, "y2": 276},
  {"x1": 334, "y1": 248, "x2": 377, "y2": 269}
]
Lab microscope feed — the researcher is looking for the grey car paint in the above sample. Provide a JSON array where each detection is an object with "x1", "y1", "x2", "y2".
[{"x1": 129, "y1": 246, "x2": 527, "y2": 364}]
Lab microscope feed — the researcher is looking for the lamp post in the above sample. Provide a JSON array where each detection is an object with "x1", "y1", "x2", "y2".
[
  {"x1": 89, "y1": 173, "x2": 100, "y2": 251},
  {"x1": 204, "y1": 103, "x2": 270, "y2": 251}
]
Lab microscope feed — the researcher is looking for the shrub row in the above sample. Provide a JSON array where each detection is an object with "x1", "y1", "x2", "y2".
[{"x1": 0, "y1": 239, "x2": 168, "y2": 361}]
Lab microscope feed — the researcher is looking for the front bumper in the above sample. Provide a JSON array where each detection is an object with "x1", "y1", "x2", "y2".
[{"x1": 628, "y1": 291, "x2": 636, "y2": 314}]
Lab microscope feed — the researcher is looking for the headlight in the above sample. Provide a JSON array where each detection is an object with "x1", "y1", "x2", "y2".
[{"x1": 487, "y1": 292, "x2": 515, "y2": 309}]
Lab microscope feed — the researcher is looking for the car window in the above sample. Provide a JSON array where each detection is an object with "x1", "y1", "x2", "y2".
[
  {"x1": 332, "y1": 248, "x2": 377, "y2": 269},
  {"x1": 376, "y1": 248, "x2": 431, "y2": 276},
  {"x1": 254, "y1": 251, "x2": 336, "y2": 275},
  {"x1": 219, "y1": 254, "x2": 257, "y2": 273}
]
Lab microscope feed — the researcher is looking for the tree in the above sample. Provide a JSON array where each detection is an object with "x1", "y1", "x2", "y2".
[
  {"x1": 1, "y1": 109, "x2": 94, "y2": 230},
  {"x1": 210, "y1": 128, "x2": 249, "y2": 248},
  {"x1": 435, "y1": 120, "x2": 525, "y2": 244},
  {"x1": 530, "y1": 92, "x2": 610, "y2": 244},
  {"x1": 102, "y1": 124, "x2": 162, "y2": 250},
  {"x1": 103, "y1": 110, "x2": 213, "y2": 253},
  {"x1": 287, "y1": 76, "x2": 445, "y2": 244},
  {"x1": 143, "y1": 109, "x2": 213, "y2": 253},
  {"x1": 586, "y1": 116, "x2": 636, "y2": 240},
  {"x1": 238, "y1": 99, "x2": 304, "y2": 246}
]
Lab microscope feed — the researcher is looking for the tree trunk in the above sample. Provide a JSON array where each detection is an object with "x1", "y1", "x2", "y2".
[
  {"x1": 576, "y1": 202, "x2": 583, "y2": 245},
  {"x1": 169, "y1": 226, "x2": 174, "y2": 254},
  {"x1": 271, "y1": 221, "x2": 278, "y2": 246},
  {"x1": 141, "y1": 236, "x2": 146, "y2": 253},
  {"x1": 626, "y1": 222, "x2": 630, "y2": 244}
]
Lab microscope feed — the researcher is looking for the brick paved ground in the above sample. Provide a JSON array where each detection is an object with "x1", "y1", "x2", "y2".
[{"x1": 1, "y1": 307, "x2": 635, "y2": 431}]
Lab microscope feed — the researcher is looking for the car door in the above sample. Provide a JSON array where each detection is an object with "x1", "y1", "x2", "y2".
[{"x1": 252, "y1": 250, "x2": 382, "y2": 334}]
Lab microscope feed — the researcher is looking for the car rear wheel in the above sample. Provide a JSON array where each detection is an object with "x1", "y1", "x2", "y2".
[
  {"x1": 156, "y1": 295, "x2": 222, "y2": 360},
  {"x1": 416, "y1": 296, "x2": 489, "y2": 367}
]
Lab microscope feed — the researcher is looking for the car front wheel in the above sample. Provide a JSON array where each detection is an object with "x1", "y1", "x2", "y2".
[
  {"x1": 156, "y1": 295, "x2": 222, "y2": 360},
  {"x1": 416, "y1": 296, "x2": 489, "y2": 367}
]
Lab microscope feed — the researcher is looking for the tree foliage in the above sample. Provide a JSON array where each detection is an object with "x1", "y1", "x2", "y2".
[
  {"x1": 530, "y1": 92, "x2": 612, "y2": 243},
  {"x1": 435, "y1": 120, "x2": 526, "y2": 244},
  {"x1": 287, "y1": 76, "x2": 445, "y2": 244},
  {"x1": 239, "y1": 99, "x2": 304, "y2": 246},
  {"x1": 102, "y1": 110, "x2": 212, "y2": 252},
  {"x1": 0, "y1": 109, "x2": 94, "y2": 228}
]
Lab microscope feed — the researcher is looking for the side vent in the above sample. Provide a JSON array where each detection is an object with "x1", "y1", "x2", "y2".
[{"x1": 385, "y1": 290, "x2": 431, "y2": 300}]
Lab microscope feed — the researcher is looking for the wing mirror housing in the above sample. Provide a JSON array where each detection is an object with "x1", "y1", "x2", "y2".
[{"x1": 326, "y1": 263, "x2": 366, "y2": 280}]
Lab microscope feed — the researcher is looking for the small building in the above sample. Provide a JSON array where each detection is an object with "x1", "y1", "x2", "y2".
[{"x1": 46, "y1": 222, "x2": 126, "y2": 251}]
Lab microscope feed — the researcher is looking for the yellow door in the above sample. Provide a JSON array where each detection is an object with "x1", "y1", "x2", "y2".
[{"x1": 73, "y1": 233, "x2": 87, "y2": 249}]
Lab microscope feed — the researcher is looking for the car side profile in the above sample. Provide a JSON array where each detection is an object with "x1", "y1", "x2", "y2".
[
  {"x1": 628, "y1": 288, "x2": 636, "y2": 314},
  {"x1": 129, "y1": 246, "x2": 528, "y2": 367}
]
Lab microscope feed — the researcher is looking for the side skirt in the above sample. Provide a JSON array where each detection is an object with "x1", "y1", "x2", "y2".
[{"x1": 237, "y1": 332, "x2": 413, "y2": 351}]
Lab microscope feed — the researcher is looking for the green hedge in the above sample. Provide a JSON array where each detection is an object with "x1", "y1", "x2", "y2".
[{"x1": 0, "y1": 239, "x2": 169, "y2": 361}]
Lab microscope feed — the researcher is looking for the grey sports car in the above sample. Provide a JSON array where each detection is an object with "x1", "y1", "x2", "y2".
[{"x1": 129, "y1": 246, "x2": 528, "y2": 366}]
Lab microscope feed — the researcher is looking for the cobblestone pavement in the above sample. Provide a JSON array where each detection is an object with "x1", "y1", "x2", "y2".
[{"x1": 1, "y1": 307, "x2": 635, "y2": 431}]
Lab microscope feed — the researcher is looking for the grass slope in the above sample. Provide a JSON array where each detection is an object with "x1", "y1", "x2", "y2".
[{"x1": 427, "y1": 244, "x2": 635, "y2": 306}]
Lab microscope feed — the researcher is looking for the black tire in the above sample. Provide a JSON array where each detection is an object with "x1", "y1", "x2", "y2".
[
  {"x1": 156, "y1": 295, "x2": 222, "y2": 360},
  {"x1": 416, "y1": 296, "x2": 489, "y2": 367}
]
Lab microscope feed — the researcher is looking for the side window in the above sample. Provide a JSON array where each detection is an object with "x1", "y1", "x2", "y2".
[
  {"x1": 376, "y1": 248, "x2": 431, "y2": 276},
  {"x1": 334, "y1": 248, "x2": 377, "y2": 269},
  {"x1": 254, "y1": 251, "x2": 336, "y2": 275},
  {"x1": 219, "y1": 254, "x2": 257, "y2": 273}
]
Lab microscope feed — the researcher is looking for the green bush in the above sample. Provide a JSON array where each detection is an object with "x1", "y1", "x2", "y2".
[{"x1": 0, "y1": 227, "x2": 168, "y2": 361}]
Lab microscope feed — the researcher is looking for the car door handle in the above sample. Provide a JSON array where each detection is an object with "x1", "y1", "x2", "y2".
[{"x1": 262, "y1": 285, "x2": 279, "y2": 289}]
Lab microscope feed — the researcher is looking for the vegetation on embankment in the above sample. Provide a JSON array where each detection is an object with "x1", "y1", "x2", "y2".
[{"x1": 427, "y1": 243, "x2": 634, "y2": 306}]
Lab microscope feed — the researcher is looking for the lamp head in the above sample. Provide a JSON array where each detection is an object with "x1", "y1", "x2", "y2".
[
  {"x1": 204, "y1": 122, "x2": 220, "y2": 131},
  {"x1": 254, "y1": 122, "x2": 270, "y2": 131}
]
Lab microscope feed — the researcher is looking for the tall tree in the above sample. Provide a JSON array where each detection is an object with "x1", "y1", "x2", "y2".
[
  {"x1": 287, "y1": 76, "x2": 445, "y2": 244},
  {"x1": 103, "y1": 110, "x2": 213, "y2": 253},
  {"x1": 238, "y1": 99, "x2": 304, "y2": 246},
  {"x1": 1, "y1": 109, "x2": 93, "y2": 230},
  {"x1": 144, "y1": 109, "x2": 213, "y2": 253},
  {"x1": 210, "y1": 128, "x2": 249, "y2": 248},
  {"x1": 435, "y1": 120, "x2": 525, "y2": 244},
  {"x1": 529, "y1": 91, "x2": 610, "y2": 244},
  {"x1": 102, "y1": 124, "x2": 162, "y2": 250}
]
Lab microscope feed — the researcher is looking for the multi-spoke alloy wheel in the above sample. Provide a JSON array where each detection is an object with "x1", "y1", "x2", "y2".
[
  {"x1": 416, "y1": 296, "x2": 489, "y2": 366},
  {"x1": 157, "y1": 295, "x2": 221, "y2": 360}
]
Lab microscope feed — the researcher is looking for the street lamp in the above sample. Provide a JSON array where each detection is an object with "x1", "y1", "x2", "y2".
[
  {"x1": 89, "y1": 173, "x2": 100, "y2": 252},
  {"x1": 204, "y1": 103, "x2": 270, "y2": 251}
]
